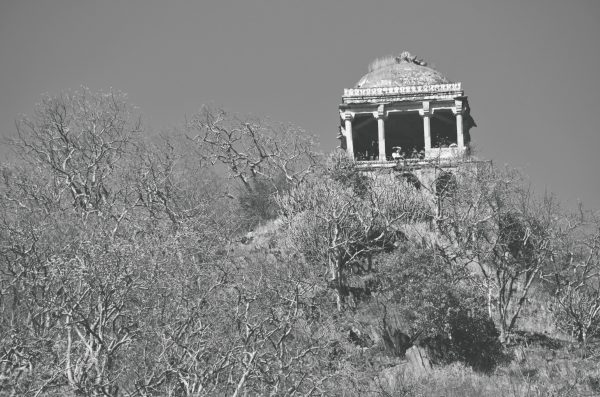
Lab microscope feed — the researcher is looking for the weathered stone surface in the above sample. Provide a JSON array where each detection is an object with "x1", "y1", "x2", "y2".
[
  {"x1": 372, "y1": 346, "x2": 432, "y2": 395},
  {"x1": 355, "y1": 52, "x2": 451, "y2": 89},
  {"x1": 381, "y1": 326, "x2": 412, "y2": 357},
  {"x1": 405, "y1": 345, "x2": 432, "y2": 376},
  {"x1": 375, "y1": 365, "x2": 406, "y2": 394}
]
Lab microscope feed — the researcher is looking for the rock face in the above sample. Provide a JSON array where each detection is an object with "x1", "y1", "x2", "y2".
[
  {"x1": 404, "y1": 345, "x2": 432, "y2": 376},
  {"x1": 374, "y1": 346, "x2": 432, "y2": 394},
  {"x1": 381, "y1": 326, "x2": 412, "y2": 357},
  {"x1": 376, "y1": 365, "x2": 406, "y2": 394}
]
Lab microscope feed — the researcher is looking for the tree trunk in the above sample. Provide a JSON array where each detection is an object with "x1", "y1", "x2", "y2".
[
  {"x1": 330, "y1": 251, "x2": 344, "y2": 312},
  {"x1": 487, "y1": 283, "x2": 493, "y2": 319}
]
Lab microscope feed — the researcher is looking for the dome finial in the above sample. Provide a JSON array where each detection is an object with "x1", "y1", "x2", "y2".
[
  {"x1": 357, "y1": 52, "x2": 448, "y2": 88},
  {"x1": 368, "y1": 51, "x2": 428, "y2": 72},
  {"x1": 396, "y1": 51, "x2": 428, "y2": 66}
]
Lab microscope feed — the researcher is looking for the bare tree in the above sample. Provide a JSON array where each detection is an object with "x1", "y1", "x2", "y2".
[
  {"x1": 278, "y1": 154, "x2": 432, "y2": 311},
  {"x1": 11, "y1": 88, "x2": 141, "y2": 214},
  {"x1": 439, "y1": 164, "x2": 564, "y2": 341},
  {"x1": 549, "y1": 212, "x2": 600, "y2": 346},
  {"x1": 1, "y1": 89, "x2": 214, "y2": 395},
  {"x1": 188, "y1": 105, "x2": 320, "y2": 192},
  {"x1": 1, "y1": 89, "x2": 340, "y2": 396}
]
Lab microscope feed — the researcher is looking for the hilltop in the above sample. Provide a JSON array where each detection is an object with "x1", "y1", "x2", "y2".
[{"x1": 1, "y1": 89, "x2": 600, "y2": 396}]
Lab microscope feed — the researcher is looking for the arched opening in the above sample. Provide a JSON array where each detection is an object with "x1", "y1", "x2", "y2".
[{"x1": 396, "y1": 171, "x2": 422, "y2": 190}]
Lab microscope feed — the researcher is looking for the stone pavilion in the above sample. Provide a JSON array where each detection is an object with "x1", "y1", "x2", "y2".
[{"x1": 339, "y1": 52, "x2": 476, "y2": 168}]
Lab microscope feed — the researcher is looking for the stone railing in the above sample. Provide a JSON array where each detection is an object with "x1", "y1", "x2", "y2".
[
  {"x1": 425, "y1": 146, "x2": 466, "y2": 160},
  {"x1": 343, "y1": 83, "x2": 462, "y2": 98}
]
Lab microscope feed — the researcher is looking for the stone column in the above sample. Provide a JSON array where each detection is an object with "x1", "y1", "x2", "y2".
[
  {"x1": 419, "y1": 101, "x2": 432, "y2": 152},
  {"x1": 454, "y1": 100, "x2": 465, "y2": 149},
  {"x1": 375, "y1": 105, "x2": 387, "y2": 161},
  {"x1": 342, "y1": 112, "x2": 355, "y2": 160}
]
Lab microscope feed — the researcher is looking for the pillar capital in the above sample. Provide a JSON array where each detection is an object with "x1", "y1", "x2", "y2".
[
  {"x1": 419, "y1": 101, "x2": 431, "y2": 117},
  {"x1": 341, "y1": 111, "x2": 354, "y2": 121},
  {"x1": 453, "y1": 99, "x2": 464, "y2": 115},
  {"x1": 373, "y1": 104, "x2": 387, "y2": 120}
]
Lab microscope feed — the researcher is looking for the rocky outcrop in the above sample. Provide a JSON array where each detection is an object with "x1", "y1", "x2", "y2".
[
  {"x1": 405, "y1": 345, "x2": 432, "y2": 376},
  {"x1": 373, "y1": 346, "x2": 432, "y2": 394}
]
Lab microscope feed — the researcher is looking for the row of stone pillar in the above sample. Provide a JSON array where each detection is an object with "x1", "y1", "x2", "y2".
[{"x1": 342, "y1": 100, "x2": 465, "y2": 161}]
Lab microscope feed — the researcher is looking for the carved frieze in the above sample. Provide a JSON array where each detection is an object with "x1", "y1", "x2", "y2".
[{"x1": 343, "y1": 83, "x2": 462, "y2": 98}]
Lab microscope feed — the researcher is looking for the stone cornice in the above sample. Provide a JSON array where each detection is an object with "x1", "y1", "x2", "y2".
[
  {"x1": 343, "y1": 83, "x2": 462, "y2": 98},
  {"x1": 339, "y1": 100, "x2": 457, "y2": 116}
]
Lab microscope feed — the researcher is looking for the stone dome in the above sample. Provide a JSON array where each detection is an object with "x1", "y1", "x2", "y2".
[{"x1": 355, "y1": 51, "x2": 450, "y2": 88}]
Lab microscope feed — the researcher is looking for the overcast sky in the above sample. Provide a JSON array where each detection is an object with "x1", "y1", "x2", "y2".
[{"x1": 1, "y1": 0, "x2": 599, "y2": 209}]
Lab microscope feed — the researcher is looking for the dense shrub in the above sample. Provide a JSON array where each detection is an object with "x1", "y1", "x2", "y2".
[
  {"x1": 438, "y1": 291, "x2": 506, "y2": 372},
  {"x1": 376, "y1": 242, "x2": 506, "y2": 372},
  {"x1": 326, "y1": 151, "x2": 370, "y2": 197},
  {"x1": 237, "y1": 172, "x2": 290, "y2": 230}
]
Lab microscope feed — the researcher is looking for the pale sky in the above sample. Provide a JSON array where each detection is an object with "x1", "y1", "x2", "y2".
[{"x1": 1, "y1": 0, "x2": 599, "y2": 209}]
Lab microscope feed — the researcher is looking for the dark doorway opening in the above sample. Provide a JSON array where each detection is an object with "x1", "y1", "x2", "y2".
[
  {"x1": 385, "y1": 112, "x2": 424, "y2": 160},
  {"x1": 353, "y1": 114, "x2": 378, "y2": 160},
  {"x1": 431, "y1": 110, "x2": 457, "y2": 148}
]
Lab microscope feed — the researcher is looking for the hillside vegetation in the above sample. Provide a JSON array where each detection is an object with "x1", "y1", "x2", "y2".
[{"x1": 2, "y1": 89, "x2": 600, "y2": 396}]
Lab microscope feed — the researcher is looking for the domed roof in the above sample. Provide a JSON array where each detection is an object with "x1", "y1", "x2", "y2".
[{"x1": 355, "y1": 51, "x2": 450, "y2": 88}]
